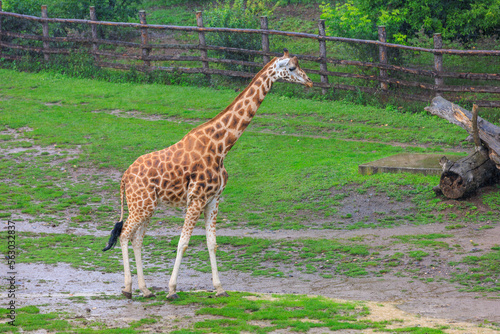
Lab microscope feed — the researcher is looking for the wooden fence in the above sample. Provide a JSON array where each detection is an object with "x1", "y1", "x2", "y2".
[{"x1": 1, "y1": 3, "x2": 499, "y2": 107}]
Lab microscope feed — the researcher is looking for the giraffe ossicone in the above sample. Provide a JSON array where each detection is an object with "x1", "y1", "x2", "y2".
[{"x1": 102, "y1": 49, "x2": 313, "y2": 299}]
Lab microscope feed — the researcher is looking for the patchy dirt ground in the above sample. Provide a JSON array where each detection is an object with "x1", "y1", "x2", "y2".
[{"x1": 2, "y1": 219, "x2": 500, "y2": 332}]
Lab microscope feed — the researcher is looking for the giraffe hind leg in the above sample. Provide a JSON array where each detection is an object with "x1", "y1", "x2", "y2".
[
  {"x1": 119, "y1": 230, "x2": 133, "y2": 298},
  {"x1": 101, "y1": 219, "x2": 132, "y2": 298},
  {"x1": 119, "y1": 215, "x2": 147, "y2": 298},
  {"x1": 118, "y1": 192, "x2": 157, "y2": 298},
  {"x1": 204, "y1": 198, "x2": 228, "y2": 297},
  {"x1": 132, "y1": 222, "x2": 155, "y2": 298}
]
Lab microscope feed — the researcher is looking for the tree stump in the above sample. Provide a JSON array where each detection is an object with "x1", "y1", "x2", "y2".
[
  {"x1": 425, "y1": 97, "x2": 500, "y2": 199},
  {"x1": 439, "y1": 147, "x2": 498, "y2": 199}
]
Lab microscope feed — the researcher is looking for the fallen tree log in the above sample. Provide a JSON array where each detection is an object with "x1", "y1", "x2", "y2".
[
  {"x1": 425, "y1": 97, "x2": 500, "y2": 199},
  {"x1": 438, "y1": 148, "x2": 498, "y2": 199},
  {"x1": 425, "y1": 96, "x2": 500, "y2": 167}
]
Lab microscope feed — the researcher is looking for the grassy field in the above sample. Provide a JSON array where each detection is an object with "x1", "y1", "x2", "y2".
[
  {"x1": 3, "y1": 0, "x2": 500, "y2": 118},
  {"x1": 1, "y1": 68, "x2": 500, "y2": 332},
  {"x1": 0, "y1": 68, "x2": 486, "y2": 228}
]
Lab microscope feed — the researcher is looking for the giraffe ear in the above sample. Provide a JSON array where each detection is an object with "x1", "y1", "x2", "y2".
[{"x1": 277, "y1": 58, "x2": 290, "y2": 68}]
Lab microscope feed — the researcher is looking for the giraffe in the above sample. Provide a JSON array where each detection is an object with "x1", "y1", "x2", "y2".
[{"x1": 102, "y1": 49, "x2": 313, "y2": 300}]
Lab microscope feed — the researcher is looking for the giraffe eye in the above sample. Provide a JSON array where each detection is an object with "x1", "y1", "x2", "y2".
[{"x1": 289, "y1": 66, "x2": 296, "y2": 71}]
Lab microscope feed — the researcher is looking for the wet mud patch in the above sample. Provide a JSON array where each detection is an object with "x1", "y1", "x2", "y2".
[
  {"x1": 363, "y1": 301, "x2": 499, "y2": 334},
  {"x1": 336, "y1": 188, "x2": 416, "y2": 226},
  {"x1": 5, "y1": 223, "x2": 500, "y2": 326},
  {"x1": 437, "y1": 184, "x2": 500, "y2": 216},
  {"x1": 1, "y1": 262, "x2": 499, "y2": 333}
]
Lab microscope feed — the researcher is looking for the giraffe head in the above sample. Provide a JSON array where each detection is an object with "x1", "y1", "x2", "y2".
[{"x1": 274, "y1": 49, "x2": 313, "y2": 88}]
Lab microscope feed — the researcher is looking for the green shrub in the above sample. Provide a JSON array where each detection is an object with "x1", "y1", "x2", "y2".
[
  {"x1": 3, "y1": 0, "x2": 141, "y2": 21},
  {"x1": 320, "y1": 0, "x2": 500, "y2": 45},
  {"x1": 319, "y1": 1, "x2": 406, "y2": 62},
  {"x1": 3, "y1": 0, "x2": 142, "y2": 43},
  {"x1": 204, "y1": 0, "x2": 281, "y2": 72},
  {"x1": 320, "y1": 1, "x2": 406, "y2": 43}
]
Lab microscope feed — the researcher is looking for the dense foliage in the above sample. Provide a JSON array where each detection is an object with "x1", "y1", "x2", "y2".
[
  {"x1": 204, "y1": 0, "x2": 281, "y2": 71},
  {"x1": 3, "y1": 0, "x2": 141, "y2": 21},
  {"x1": 320, "y1": 0, "x2": 500, "y2": 45}
]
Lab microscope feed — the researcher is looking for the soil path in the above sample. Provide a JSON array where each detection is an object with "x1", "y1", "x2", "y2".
[
  {"x1": 4, "y1": 220, "x2": 500, "y2": 329},
  {"x1": 4, "y1": 260, "x2": 499, "y2": 332}
]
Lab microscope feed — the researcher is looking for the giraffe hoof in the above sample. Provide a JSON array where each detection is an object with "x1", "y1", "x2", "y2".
[
  {"x1": 122, "y1": 291, "x2": 132, "y2": 299},
  {"x1": 216, "y1": 291, "x2": 229, "y2": 298},
  {"x1": 167, "y1": 293, "x2": 179, "y2": 300},
  {"x1": 144, "y1": 293, "x2": 156, "y2": 299}
]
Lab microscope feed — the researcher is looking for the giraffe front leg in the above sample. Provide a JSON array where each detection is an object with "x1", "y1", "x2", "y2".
[
  {"x1": 204, "y1": 198, "x2": 228, "y2": 297},
  {"x1": 132, "y1": 223, "x2": 155, "y2": 298},
  {"x1": 168, "y1": 199, "x2": 204, "y2": 300}
]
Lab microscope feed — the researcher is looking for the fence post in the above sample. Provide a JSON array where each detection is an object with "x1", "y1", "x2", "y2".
[
  {"x1": 318, "y1": 19, "x2": 328, "y2": 95},
  {"x1": 196, "y1": 11, "x2": 209, "y2": 76},
  {"x1": 260, "y1": 16, "x2": 270, "y2": 65},
  {"x1": 433, "y1": 33, "x2": 443, "y2": 94},
  {"x1": 89, "y1": 6, "x2": 99, "y2": 62},
  {"x1": 0, "y1": 1, "x2": 3, "y2": 59},
  {"x1": 378, "y1": 26, "x2": 388, "y2": 91},
  {"x1": 139, "y1": 10, "x2": 150, "y2": 67},
  {"x1": 41, "y1": 5, "x2": 49, "y2": 61}
]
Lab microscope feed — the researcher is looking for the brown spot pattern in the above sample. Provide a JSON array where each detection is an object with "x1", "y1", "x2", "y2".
[{"x1": 114, "y1": 56, "x2": 298, "y2": 298}]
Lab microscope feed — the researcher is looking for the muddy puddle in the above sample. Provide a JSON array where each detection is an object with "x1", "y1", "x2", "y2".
[
  {"x1": 2, "y1": 259, "x2": 499, "y2": 332},
  {"x1": 8, "y1": 217, "x2": 499, "y2": 248}
]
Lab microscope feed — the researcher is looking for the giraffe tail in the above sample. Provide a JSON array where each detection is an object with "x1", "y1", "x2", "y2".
[
  {"x1": 102, "y1": 220, "x2": 123, "y2": 251},
  {"x1": 119, "y1": 176, "x2": 125, "y2": 223},
  {"x1": 102, "y1": 178, "x2": 125, "y2": 252}
]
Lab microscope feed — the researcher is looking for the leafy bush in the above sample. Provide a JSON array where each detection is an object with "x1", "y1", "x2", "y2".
[
  {"x1": 204, "y1": 0, "x2": 281, "y2": 72},
  {"x1": 3, "y1": 0, "x2": 141, "y2": 43},
  {"x1": 319, "y1": 0, "x2": 406, "y2": 62},
  {"x1": 3, "y1": 0, "x2": 141, "y2": 22},
  {"x1": 320, "y1": 0, "x2": 500, "y2": 45}
]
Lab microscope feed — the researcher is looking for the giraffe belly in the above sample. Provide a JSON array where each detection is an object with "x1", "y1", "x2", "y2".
[
  {"x1": 157, "y1": 192, "x2": 188, "y2": 208},
  {"x1": 156, "y1": 177, "x2": 189, "y2": 208}
]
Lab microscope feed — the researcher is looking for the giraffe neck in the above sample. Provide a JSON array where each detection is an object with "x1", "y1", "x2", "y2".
[{"x1": 192, "y1": 58, "x2": 279, "y2": 159}]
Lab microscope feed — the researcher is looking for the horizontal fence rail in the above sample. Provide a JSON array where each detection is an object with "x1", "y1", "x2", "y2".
[{"x1": 0, "y1": 3, "x2": 499, "y2": 107}]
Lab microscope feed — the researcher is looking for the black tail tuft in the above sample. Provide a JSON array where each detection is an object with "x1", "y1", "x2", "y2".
[{"x1": 102, "y1": 221, "x2": 123, "y2": 252}]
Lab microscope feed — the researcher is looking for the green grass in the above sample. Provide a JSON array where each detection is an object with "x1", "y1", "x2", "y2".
[
  {"x1": 392, "y1": 234, "x2": 453, "y2": 249},
  {"x1": 0, "y1": 306, "x2": 71, "y2": 333},
  {"x1": 0, "y1": 292, "x2": 450, "y2": 333},
  {"x1": 451, "y1": 247, "x2": 500, "y2": 292},
  {"x1": 408, "y1": 250, "x2": 430, "y2": 261},
  {"x1": 1, "y1": 69, "x2": 499, "y2": 294},
  {"x1": 482, "y1": 186, "x2": 500, "y2": 211},
  {"x1": 0, "y1": 231, "x2": 378, "y2": 278},
  {"x1": 0, "y1": 305, "x2": 156, "y2": 333},
  {"x1": 1, "y1": 68, "x2": 487, "y2": 230},
  {"x1": 168, "y1": 291, "x2": 372, "y2": 333}
]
